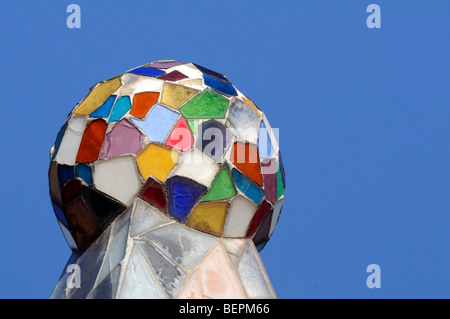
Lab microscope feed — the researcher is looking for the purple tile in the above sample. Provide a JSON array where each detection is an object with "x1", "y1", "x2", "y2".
[
  {"x1": 99, "y1": 119, "x2": 144, "y2": 159},
  {"x1": 158, "y1": 70, "x2": 188, "y2": 82},
  {"x1": 262, "y1": 159, "x2": 277, "y2": 204}
]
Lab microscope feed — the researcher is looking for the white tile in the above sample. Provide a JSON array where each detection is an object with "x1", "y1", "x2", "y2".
[
  {"x1": 171, "y1": 148, "x2": 219, "y2": 187},
  {"x1": 55, "y1": 116, "x2": 87, "y2": 165},
  {"x1": 223, "y1": 195, "x2": 257, "y2": 238},
  {"x1": 93, "y1": 155, "x2": 141, "y2": 205}
]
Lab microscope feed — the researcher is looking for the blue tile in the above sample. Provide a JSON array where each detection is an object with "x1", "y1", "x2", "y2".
[
  {"x1": 167, "y1": 176, "x2": 207, "y2": 222},
  {"x1": 76, "y1": 163, "x2": 93, "y2": 186},
  {"x1": 58, "y1": 164, "x2": 75, "y2": 187},
  {"x1": 257, "y1": 120, "x2": 273, "y2": 158},
  {"x1": 232, "y1": 168, "x2": 264, "y2": 204},
  {"x1": 129, "y1": 66, "x2": 166, "y2": 78},
  {"x1": 51, "y1": 121, "x2": 68, "y2": 163},
  {"x1": 108, "y1": 96, "x2": 131, "y2": 122},
  {"x1": 193, "y1": 63, "x2": 230, "y2": 83},
  {"x1": 52, "y1": 200, "x2": 69, "y2": 228},
  {"x1": 90, "y1": 95, "x2": 116, "y2": 118},
  {"x1": 195, "y1": 119, "x2": 231, "y2": 162},
  {"x1": 131, "y1": 103, "x2": 179, "y2": 143},
  {"x1": 204, "y1": 74, "x2": 237, "y2": 96}
]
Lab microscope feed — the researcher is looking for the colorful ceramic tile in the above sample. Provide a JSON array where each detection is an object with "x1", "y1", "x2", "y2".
[
  {"x1": 230, "y1": 142, "x2": 263, "y2": 186},
  {"x1": 118, "y1": 246, "x2": 166, "y2": 299},
  {"x1": 160, "y1": 82, "x2": 199, "y2": 110},
  {"x1": 55, "y1": 116, "x2": 87, "y2": 165},
  {"x1": 52, "y1": 200, "x2": 68, "y2": 228},
  {"x1": 201, "y1": 164, "x2": 236, "y2": 202},
  {"x1": 166, "y1": 176, "x2": 207, "y2": 222},
  {"x1": 245, "y1": 200, "x2": 272, "y2": 238},
  {"x1": 262, "y1": 159, "x2": 277, "y2": 203},
  {"x1": 196, "y1": 120, "x2": 231, "y2": 162},
  {"x1": 49, "y1": 162, "x2": 63, "y2": 205},
  {"x1": 58, "y1": 164, "x2": 75, "y2": 187},
  {"x1": 204, "y1": 74, "x2": 237, "y2": 96},
  {"x1": 257, "y1": 120, "x2": 273, "y2": 158},
  {"x1": 140, "y1": 222, "x2": 218, "y2": 269},
  {"x1": 118, "y1": 74, "x2": 164, "y2": 95},
  {"x1": 90, "y1": 95, "x2": 116, "y2": 118},
  {"x1": 81, "y1": 186, "x2": 126, "y2": 229},
  {"x1": 76, "y1": 119, "x2": 108, "y2": 163},
  {"x1": 236, "y1": 241, "x2": 276, "y2": 298},
  {"x1": 136, "y1": 143, "x2": 178, "y2": 182},
  {"x1": 179, "y1": 89, "x2": 229, "y2": 119},
  {"x1": 197, "y1": 244, "x2": 247, "y2": 299},
  {"x1": 232, "y1": 168, "x2": 264, "y2": 204},
  {"x1": 276, "y1": 160, "x2": 285, "y2": 199},
  {"x1": 186, "y1": 201, "x2": 228, "y2": 236},
  {"x1": 242, "y1": 96, "x2": 262, "y2": 116},
  {"x1": 95, "y1": 219, "x2": 130, "y2": 287},
  {"x1": 261, "y1": 113, "x2": 279, "y2": 155},
  {"x1": 138, "y1": 177, "x2": 167, "y2": 213},
  {"x1": 166, "y1": 63, "x2": 204, "y2": 80},
  {"x1": 223, "y1": 195, "x2": 257, "y2": 238},
  {"x1": 129, "y1": 66, "x2": 166, "y2": 78},
  {"x1": 131, "y1": 103, "x2": 179, "y2": 144},
  {"x1": 177, "y1": 270, "x2": 203, "y2": 299},
  {"x1": 74, "y1": 77, "x2": 122, "y2": 115},
  {"x1": 93, "y1": 155, "x2": 141, "y2": 205},
  {"x1": 130, "y1": 198, "x2": 173, "y2": 237},
  {"x1": 50, "y1": 122, "x2": 68, "y2": 162},
  {"x1": 158, "y1": 70, "x2": 188, "y2": 82},
  {"x1": 193, "y1": 63, "x2": 230, "y2": 83},
  {"x1": 171, "y1": 148, "x2": 219, "y2": 187},
  {"x1": 165, "y1": 116, "x2": 194, "y2": 152},
  {"x1": 130, "y1": 92, "x2": 159, "y2": 119},
  {"x1": 108, "y1": 96, "x2": 132, "y2": 123},
  {"x1": 269, "y1": 198, "x2": 284, "y2": 237},
  {"x1": 99, "y1": 119, "x2": 144, "y2": 159},
  {"x1": 137, "y1": 240, "x2": 187, "y2": 298},
  {"x1": 58, "y1": 220, "x2": 78, "y2": 251},
  {"x1": 187, "y1": 120, "x2": 198, "y2": 135},
  {"x1": 252, "y1": 210, "x2": 273, "y2": 247},
  {"x1": 61, "y1": 179, "x2": 82, "y2": 205},
  {"x1": 227, "y1": 98, "x2": 261, "y2": 144},
  {"x1": 177, "y1": 78, "x2": 204, "y2": 89},
  {"x1": 76, "y1": 163, "x2": 93, "y2": 186},
  {"x1": 63, "y1": 197, "x2": 102, "y2": 250}
]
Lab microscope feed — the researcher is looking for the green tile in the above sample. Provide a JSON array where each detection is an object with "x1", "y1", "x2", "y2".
[
  {"x1": 276, "y1": 161, "x2": 285, "y2": 199},
  {"x1": 201, "y1": 164, "x2": 237, "y2": 202},
  {"x1": 187, "y1": 120, "x2": 198, "y2": 135},
  {"x1": 179, "y1": 89, "x2": 229, "y2": 119}
]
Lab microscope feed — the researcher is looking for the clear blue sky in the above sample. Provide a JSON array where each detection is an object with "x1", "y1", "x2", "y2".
[{"x1": 0, "y1": 1, "x2": 449, "y2": 299}]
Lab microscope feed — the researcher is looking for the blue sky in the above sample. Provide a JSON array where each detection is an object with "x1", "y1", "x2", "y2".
[{"x1": 0, "y1": 1, "x2": 449, "y2": 299}]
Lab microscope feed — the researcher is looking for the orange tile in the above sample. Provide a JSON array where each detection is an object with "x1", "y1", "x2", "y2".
[{"x1": 130, "y1": 92, "x2": 159, "y2": 119}]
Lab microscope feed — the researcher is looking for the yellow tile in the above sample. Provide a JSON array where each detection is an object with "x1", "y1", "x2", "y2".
[
  {"x1": 160, "y1": 82, "x2": 199, "y2": 109},
  {"x1": 74, "y1": 77, "x2": 122, "y2": 115},
  {"x1": 186, "y1": 201, "x2": 228, "y2": 237},
  {"x1": 136, "y1": 143, "x2": 179, "y2": 182},
  {"x1": 242, "y1": 96, "x2": 262, "y2": 116}
]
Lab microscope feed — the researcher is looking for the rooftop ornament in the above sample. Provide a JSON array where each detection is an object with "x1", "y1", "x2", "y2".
[{"x1": 49, "y1": 60, "x2": 286, "y2": 299}]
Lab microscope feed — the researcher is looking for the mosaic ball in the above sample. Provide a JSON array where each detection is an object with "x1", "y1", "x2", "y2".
[{"x1": 49, "y1": 60, "x2": 286, "y2": 252}]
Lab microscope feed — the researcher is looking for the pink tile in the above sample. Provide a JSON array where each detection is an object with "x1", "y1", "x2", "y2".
[
  {"x1": 177, "y1": 270, "x2": 203, "y2": 299},
  {"x1": 198, "y1": 244, "x2": 247, "y2": 299}
]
